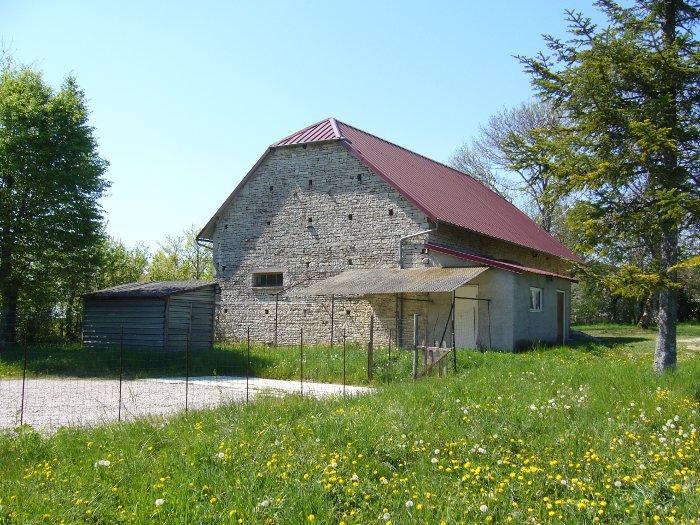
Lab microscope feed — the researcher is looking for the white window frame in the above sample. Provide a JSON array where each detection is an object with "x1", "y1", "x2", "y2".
[{"x1": 529, "y1": 287, "x2": 543, "y2": 312}]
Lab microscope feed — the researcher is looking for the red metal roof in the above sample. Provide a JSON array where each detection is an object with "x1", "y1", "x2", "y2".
[
  {"x1": 425, "y1": 243, "x2": 578, "y2": 282},
  {"x1": 273, "y1": 118, "x2": 340, "y2": 146},
  {"x1": 200, "y1": 117, "x2": 580, "y2": 262}
]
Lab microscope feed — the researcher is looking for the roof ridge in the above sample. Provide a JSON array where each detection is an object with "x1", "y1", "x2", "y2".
[
  {"x1": 272, "y1": 118, "x2": 340, "y2": 147},
  {"x1": 335, "y1": 119, "x2": 552, "y2": 237}
]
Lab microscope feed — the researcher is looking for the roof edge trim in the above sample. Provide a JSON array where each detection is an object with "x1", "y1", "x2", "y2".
[{"x1": 426, "y1": 242, "x2": 578, "y2": 282}]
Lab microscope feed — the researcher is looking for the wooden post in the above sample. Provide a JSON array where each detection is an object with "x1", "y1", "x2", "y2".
[
  {"x1": 412, "y1": 313, "x2": 419, "y2": 380},
  {"x1": 423, "y1": 310, "x2": 429, "y2": 372},
  {"x1": 367, "y1": 316, "x2": 374, "y2": 381},
  {"x1": 330, "y1": 294, "x2": 335, "y2": 348}
]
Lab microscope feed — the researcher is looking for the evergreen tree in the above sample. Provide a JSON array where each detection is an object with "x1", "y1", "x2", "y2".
[{"x1": 520, "y1": 0, "x2": 699, "y2": 371}]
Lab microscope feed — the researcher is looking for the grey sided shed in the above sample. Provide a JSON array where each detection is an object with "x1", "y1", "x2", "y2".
[{"x1": 82, "y1": 281, "x2": 217, "y2": 350}]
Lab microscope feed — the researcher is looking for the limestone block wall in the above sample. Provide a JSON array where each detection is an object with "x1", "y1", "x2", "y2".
[{"x1": 211, "y1": 141, "x2": 432, "y2": 345}]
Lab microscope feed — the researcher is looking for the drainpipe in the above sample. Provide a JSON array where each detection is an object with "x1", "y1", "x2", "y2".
[{"x1": 398, "y1": 224, "x2": 437, "y2": 268}]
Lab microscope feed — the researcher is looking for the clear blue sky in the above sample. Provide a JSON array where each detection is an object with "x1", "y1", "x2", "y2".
[{"x1": 2, "y1": 0, "x2": 603, "y2": 249}]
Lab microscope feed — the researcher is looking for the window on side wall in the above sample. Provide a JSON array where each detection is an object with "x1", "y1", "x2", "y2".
[
  {"x1": 253, "y1": 272, "x2": 283, "y2": 288},
  {"x1": 529, "y1": 287, "x2": 543, "y2": 312}
]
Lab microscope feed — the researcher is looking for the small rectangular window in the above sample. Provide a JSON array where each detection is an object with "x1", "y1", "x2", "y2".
[
  {"x1": 529, "y1": 287, "x2": 543, "y2": 312},
  {"x1": 388, "y1": 208, "x2": 394, "y2": 216},
  {"x1": 357, "y1": 174, "x2": 362, "y2": 182},
  {"x1": 308, "y1": 179, "x2": 313, "y2": 187},
  {"x1": 253, "y1": 272, "x2": 283, "y2": 287}
]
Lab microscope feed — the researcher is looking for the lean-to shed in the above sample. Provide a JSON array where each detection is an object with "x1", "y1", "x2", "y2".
[{"x1": 82, "y1": 281, "x2": 217, "y2": 350}]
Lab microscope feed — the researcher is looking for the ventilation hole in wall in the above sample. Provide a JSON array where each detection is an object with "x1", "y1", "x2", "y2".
[
  {"x1": 348, "y1": 213, "x2": 353, "y2": 220},
  {"x1": 223, "y1": 308, "x2": 228, "y2": 314},
  {"x1": 224, "y1": 224, "x2": 228, "y2": 230},
  {"x1": 308, "y1": 179, "x2": 313, "y2": 187},
  {"x1": 307, "y1": 217, "x2": 313, "y2": 223},
  {"x1": 421, "y1": 248, "x2": 428, "y2": 254},
  {"x1": 348, "y1": 259, "x2": 353, "y2": 265},
  {"x1": 357, "y1": 174, "x2": 362, "y2": 182},
  {"x1": 269, "y1": 185, "x2": 274, "y2": 191},
  {"x1": 306, "y1": 262, "x2": 310, "y2": 268},
  {"x1": 265, "y1": 309, "x2": 269, "y2": 314},
  {"x1": 346, "y1": 309, "x2": 351, "y2": 316},
  {"x1": 222, "y1": 265, "x2": 226, "y2": 271},
  {"x1": 388, "y1": 208, "x2": 394, "y2": 216},
  {"x1": 302, "y1": 144, "x2": 307, "y2": 149},
  {"x1": 266, "y1": 220, "x2": 271, "y2": 226}
]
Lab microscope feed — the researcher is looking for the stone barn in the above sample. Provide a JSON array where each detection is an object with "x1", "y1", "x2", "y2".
[
  {"x1": 197, "y1": 118, "x2": 580, "y2": 351},
  {"x1": 82, "y1": 281, "x2": 216, "y2": 350}
]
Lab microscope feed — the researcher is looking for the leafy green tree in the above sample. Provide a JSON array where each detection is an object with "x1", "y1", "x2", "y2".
[
  {"x1": 520, "y1": 0, "x2": 699, "y2": 371},
  {"x1": 95, "y1": 237, "x2": 149, "y2": 289},
  {"x1": 146, "y1": 225, "x2": 213, "y2": 282},
  {"x1": 0, "y1": 65, "x2": 108, "y2": 345}
]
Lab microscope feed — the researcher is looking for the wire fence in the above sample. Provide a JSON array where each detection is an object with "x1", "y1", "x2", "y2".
[{"x1": 0, "y1": 312, "x2": 457, "y2": 433}]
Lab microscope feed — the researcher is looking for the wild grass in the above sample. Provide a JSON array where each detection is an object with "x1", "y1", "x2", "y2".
[
  {"x1": 0, "y1": 341, "x2": 415, "y2": 385},
  {"x1": 0, "y1": 325, "x2": 698, "y2": 524}
]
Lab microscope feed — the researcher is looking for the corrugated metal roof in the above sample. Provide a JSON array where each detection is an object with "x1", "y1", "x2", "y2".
[
  {"x1": 273, "y1": 118, "x2": 341, "y2": 146},
  {"x1": 426, "y1": 242, "x2": 578, "y2": 282},
  {"x1": 199, "y1": 118, "x2": 579, "y2": 262},
  {"x1": 290, "y1": 267, "x2": 489, "y2": 296},
  {"x1": 84, "y1": 280, "x2": 216, "y2": 299}
]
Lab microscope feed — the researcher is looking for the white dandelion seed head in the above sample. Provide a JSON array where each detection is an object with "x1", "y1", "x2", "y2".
[
  {"x1": 155, "y1": 499, "x2": 165, "y2": 507},
  {"x1": 614, "y1": 480, "x2": 622, "y2": 488},
  {"x1": 382, "y1": 512, "x2": 391, "y2": 521},
  {"x1": 431, "y1": 457, "x2": 439, "y2": 464},
  {"x1": 479, "y1": 504, "x2": 488, "y2": 513},
  {"x1": 405, "y1": 500, "x2": 414, "y2": 508},
  {"x1": 95, "y1": 459, "x2": 110, "y2": 467}
]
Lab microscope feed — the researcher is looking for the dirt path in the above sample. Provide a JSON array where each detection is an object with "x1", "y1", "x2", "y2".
[{"x1": 0, "y1": 376, "x2": 372, "y2": 433}]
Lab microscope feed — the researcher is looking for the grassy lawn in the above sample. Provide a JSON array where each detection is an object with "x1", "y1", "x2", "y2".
[
  {"x1": 0, "y1": 341, "x2": 415, "y2": 385},
  {"x1": 0, "y1": 325, "x2": 698, "y2": 524}
]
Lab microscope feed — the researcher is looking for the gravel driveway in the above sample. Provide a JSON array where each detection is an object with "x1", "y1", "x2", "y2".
[{"x1": 0, "y1": 376, "x2": 371, "y2": 433}]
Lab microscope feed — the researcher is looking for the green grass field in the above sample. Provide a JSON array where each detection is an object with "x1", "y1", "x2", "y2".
[
  {"x1": 0, "y1": 340, "x2": 415, "y2": 385},
  {"x1": 0, "y1": 324, "x2": 698, "y2": 524}
]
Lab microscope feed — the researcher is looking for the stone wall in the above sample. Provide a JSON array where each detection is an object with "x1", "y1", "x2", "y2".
[
  {"x1": 212, "y1": 141, "x2": 431, "y2": 345},
  {"x1": 428, "y1": 222, "x2": 572, "y2": 275}
]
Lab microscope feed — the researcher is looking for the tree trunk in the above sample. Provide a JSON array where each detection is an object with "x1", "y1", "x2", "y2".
[
  {"x1": 0, "y1": 281, "x2": 19, "y2": 347},
  {"x1": 637, "y1": 297, "x2": 653, "y2": 329},
  {"x1": 654, "y1": 226, "x2": 678, "y2": 372}
]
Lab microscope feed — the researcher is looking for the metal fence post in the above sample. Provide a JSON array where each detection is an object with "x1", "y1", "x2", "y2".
[
  {"x1": 367, "y1": 316, "x2": 374, "y2": 382},
  {"x1": 246, "y1": 326, "x2": 250, "y2": 404},
  {"x1": 274, "y1": 293, "x2": 279, "y2": 347},
  {"x1": 412, "y1": 313, "x2": 419, "y2": 380},
  {"x1": 342, "y1": 329, "x2": 346, "y2": 397},
  {"x1": 300, "y1": 328, "x2": 304, "y2": 398},
  {"x1": 185, "y1": 304, "x2": 192, "y2": 414},
  {"x1": 330, "y1": 294, "x2": 334, "y2": 348},
  {"x1": 118, "y1": 323, "x2": 124, "y2": 422},
  {"x1": 19, "y1": 330, "x2": 28, "y2": 426}
]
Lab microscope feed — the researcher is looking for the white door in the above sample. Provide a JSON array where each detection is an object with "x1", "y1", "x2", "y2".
[{"x1": 454, "y1": 285, "x2": 478, "y2": 349}]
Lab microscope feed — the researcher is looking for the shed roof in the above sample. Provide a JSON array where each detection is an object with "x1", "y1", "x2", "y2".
[
  {"x1": 290, "y1": 267, "x2": 489, "y2": 296},
  {"x1": 84, "y1": 280, "x2": 216, "y2": 299},
  {"x1": 198, "y1": 118, "x2": 580, "y2": 262}
]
